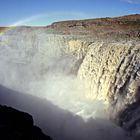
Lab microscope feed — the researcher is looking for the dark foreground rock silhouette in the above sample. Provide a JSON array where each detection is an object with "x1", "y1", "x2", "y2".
[
  {"x1": 0, "y1": 85, "x2": 132, "y2": 140},
  {"x1": 0, "y1": 105, "x2": 52, "y2": 140}
]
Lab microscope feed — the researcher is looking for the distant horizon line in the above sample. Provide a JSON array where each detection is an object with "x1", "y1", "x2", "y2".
[{"x1": 0, "y1": 13, "x2": 139, "y2": 27}]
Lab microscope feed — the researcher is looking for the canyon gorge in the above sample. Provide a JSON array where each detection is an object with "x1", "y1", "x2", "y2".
[{"x1": 0, "y1": 14, "x2": 140, "y2": 140}]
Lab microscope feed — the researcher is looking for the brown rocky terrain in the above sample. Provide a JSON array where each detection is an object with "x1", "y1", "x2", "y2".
[
  {"x1": 46, "y1": 14, "x2": 140, "y2": 40},
  {"x1": 0, "y1": 14, "x2": 140, "y2": 40},
  {"x1": 0, "y1": 27, "x2": 9, "y2": 32}
]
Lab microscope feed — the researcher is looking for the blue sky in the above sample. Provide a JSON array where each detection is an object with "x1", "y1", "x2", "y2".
[{"x1": 0, "y1": 0, "x2": 140, "y2": 26}]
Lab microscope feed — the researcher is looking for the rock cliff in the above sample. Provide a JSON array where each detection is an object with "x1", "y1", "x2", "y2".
[
  {"x1": 47, "y1": 14, "x2": 140, "y2": 40},
  {"x1": 0, "y1": 14, "x2": 140, "y2": 139}
]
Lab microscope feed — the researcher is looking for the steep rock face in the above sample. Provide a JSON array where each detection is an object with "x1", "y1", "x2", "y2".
[
  {"x1": 78, "y1": 41, "x2": 140, "y2": 139},
  {"x1": 0, "y1": 105, "x2": 52, "y2": 140},
  {"x1": 78, "y1": 42, "x2": 140, "y2": 106}
]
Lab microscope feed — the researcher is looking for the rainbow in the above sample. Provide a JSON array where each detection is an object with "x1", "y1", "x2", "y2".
[
  {"x1": 0, "y1": 26, "x2": 18, "y2": 49},
  {"x1": 0, "y1": 26, "x2": 16, "y2": 36}
]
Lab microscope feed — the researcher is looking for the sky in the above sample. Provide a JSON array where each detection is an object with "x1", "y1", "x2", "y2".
[{"x1": 0, "y1": 0, "x2": 140, "y2": 26}]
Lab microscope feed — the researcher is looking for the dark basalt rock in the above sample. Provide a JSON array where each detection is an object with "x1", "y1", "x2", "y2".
[
  {"x1": 0, "y1": 105, "x2": 52, "y2": 140},
  {"x1": 116, "y1": 101, "x2": 140, "y2": 140}
]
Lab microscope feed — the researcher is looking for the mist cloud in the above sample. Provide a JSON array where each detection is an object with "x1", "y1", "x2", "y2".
[
  {"x1": 0, "y1": 54, "x2": 133, "y2": 140},
  {"x1": 0, "y1": 32, "x2": 133, "y2": 140},
  {"x1": 0, "y1": 85, "x2": 132, "y2": 140}
]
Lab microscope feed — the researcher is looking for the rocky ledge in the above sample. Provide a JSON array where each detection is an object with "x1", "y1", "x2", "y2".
[
  {"x1": 0, "y1": 105, "x2": 52, "y2": 140},
  {"x1": 46, "y1": 14, "x2": 140, "y2": 40}
]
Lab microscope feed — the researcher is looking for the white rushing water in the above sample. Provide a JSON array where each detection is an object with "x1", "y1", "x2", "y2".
[
  {"x1": 0, "y1": 29, "x2": 107, "y2": 119},
  {"x1": 0, "y1": 29, "x2": 133, "y2": 140}
]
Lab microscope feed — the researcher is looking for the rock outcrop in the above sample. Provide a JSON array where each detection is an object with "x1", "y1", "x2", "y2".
[
  {"x1": 47, "y1": 14, "x2": 140, "y2": 40},
  {"x1": 77, "y1": 41, "x2": 140, "y2": 139},
  {"x1": 0, "y1": 14, "x2": 140, "y2": 139},
  {"x1": 0, "y1": 105, "x2": 52, "y2": 140}
]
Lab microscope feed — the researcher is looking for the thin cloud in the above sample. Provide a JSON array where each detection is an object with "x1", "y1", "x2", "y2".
[{"x1": 122, "y1": 0, "x2": 140, "y2": 4}]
